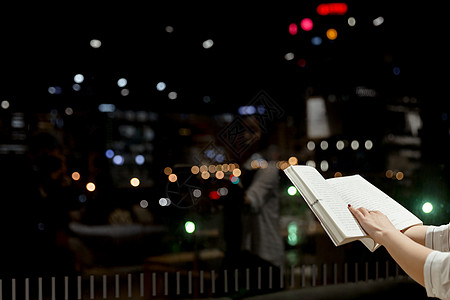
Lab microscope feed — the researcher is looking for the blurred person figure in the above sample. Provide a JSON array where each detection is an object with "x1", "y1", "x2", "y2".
[
  {"x1": 219, "y1": 115, "x2": 284, "y2": 296},
  {"x1": 240, "y1": 143, "x2": 284, "y2": 269}
]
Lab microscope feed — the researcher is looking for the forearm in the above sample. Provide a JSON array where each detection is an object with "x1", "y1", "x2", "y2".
[
  {"x1": 402, "y1": 225, "x2": 429, "y2": 246},
  {"x1": 382, "y1": 230, "x2": 433, "y2": 287}
]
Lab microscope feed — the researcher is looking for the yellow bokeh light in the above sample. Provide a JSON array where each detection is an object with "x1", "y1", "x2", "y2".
[
  {"x1": 201, "y1": 171, "x2": 210, "y2": 180},
  {"x1": 208, "y1": 165, "x2": 217, "y2": 173},
  {"x1": 86, "y1": 182, "x2": 96, "y2": 192},
  {"x1": 385, "y1": 169, "x2": 394, "y2": 178},
  {"x1": 278, "y1": 161, "x2": 290, "y2": 170},
  {"x1": 288, "y1": 156, "x2": 298, "y2": 165},
  {"x1": 326, "y1": 28, "x2": 338, "y2": 40},
  {"x1": 168, "y1": 174, "x2": 177, "y2": 182},
  {"x1": 199, "y1": 165, "x2": 208, "y2": 173},
  {"x1": 396, "y1": 171, "x2": 404, "y2": 180},
  {"x1": 191, "y1": 165, "x2": 200, "y2": 174},
  {"x1": 130, "y1": 177, "x2": 140, "y2": 187},
  {"x1": 178, "y1": 127, "x2": 191, "y2": 136},
  {"x1": 232, "y1": 168, "x2": 242, "y2": 177},
  {"x1": 334, "y1": 172, "x2": 343, "y2": 178},
  {"x1": 222, "y1": 164, "x2": 229, "y2": 172},
  {"x1": 216, "y1": 171, "x2": 224, "y2": 179},
  {"x1": 251, "y1": 160, "x2": 260, "y2": 169},
  {"x1": 164, "y1": 167, "x2": 172, "y2": 176},
  {"x1": 72, "y1": 171, "x2": 80, "y2": 181}
]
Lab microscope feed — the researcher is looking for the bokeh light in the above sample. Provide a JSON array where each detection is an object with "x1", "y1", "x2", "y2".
[
  {"x1": 311, "y1": 36, "x2": 322, "y2": 46},
  {"x1": 209, "y1": 191, "x2": 220, "y2": 200},
  {"x1": 140, "y1": 200, "x2": 149, "y2": 208},
  {"x1": 202, "y1": 39, "x2": 214, "y2": 49},
  {"x1": 156, "y1": 82, "x2": 166, "y2": 91},
  {"x1": 348, "y1": 17, "x2": 356, "y2": 26},
  {"x1": 72, "y1": 172, "x2": 81, "y2": 181},
  {"x1": 164, "y1": 167, "x2": 172, "y2": 175},
  {"x1": 216, "y1": 171, "x2": 224, "y2": 179},
  {"x1": 300, "y1": 18, "x2": 313, "y2": 31},
  {"x1": 193, "y1": 189, "x2": 202, "y2": 198},
  {"x1": 230, "y1": 175, "x2": 239, "y2": 184},
  {"x1": 289, "y1": 23, "x2": 298, "y2": 35},
  {"x1": 135, "y1": 155, "x2": 145, "y2": 165},
  {"x1": 326, "y1": 28, "x2": 338, "y2": 40},
  {"x1": 191, "y1": 165, "x2": 200, "y2": 174},
  {"x1": 159, "y1": 198, "x2": 171, "y2": 206},
  {"x1": 86, "y1": 182, "x2": 96, "y2": 192},
  {"x1": 117, "y1": 78, "x2": 127, "y2": 87},
  {"x1": 287, "y1": 221, "x2": 299, "y2": 246},
  {"x1": 422, "y1": 202, "x2": 433, "y2": 214},
  {"x1": 287, "y1": 186, "x2": 297, "y2": 196},
  {"x1": 74, "y1": 74, "x2": 84, "y2": 83},
  {"x1": 1, "y1": 100, "x2": 10, "y2": 109},
  {"x1": 320, "y1": 160, "x2": 329, "y2": 171},
  {"x1": 130, "y1": 177, "x2": 140, "y2": 187},
  {"x1": 317, "y1": 3, "x2": 348, "y2": 15},
  {"x1": 232, "y1": 168, "x2": 241, "y2": 177},
  {"x1": 90, "y1": 39, "x2": 102, "y2": 48},
  {"x1": 365, "y1": 140, "x2": 374, "y2": 150},
  {"x1": 297, "y1": 58, "x2": 306, "y2": 67},
  {"x1": 185, "y1": 221, "x2": 196, "y2": 234},
  {"x1": 288, "y1": 156, "x2": 298, "y2": 165},
  {"x1": 113, "y1": 155, "x2": 124, "y2": 165}
]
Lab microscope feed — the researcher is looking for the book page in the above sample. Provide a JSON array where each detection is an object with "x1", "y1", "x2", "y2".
[
  {"x1": 326, "y1": 175, "x2": 422, "y2": 229},
  {"x1": 287, "y1": 166, "x2": 366, "y2": 238}
]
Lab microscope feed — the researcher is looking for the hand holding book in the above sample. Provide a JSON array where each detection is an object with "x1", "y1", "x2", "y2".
[
  {"x1": 347, "y1": 205, "x2": 401, "y2": 247},
  {"x1": 284, "y1": 165, "x2": 423, "y2": 251}
]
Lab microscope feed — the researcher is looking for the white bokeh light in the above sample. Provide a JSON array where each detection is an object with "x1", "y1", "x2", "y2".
[
  {"x1": 74, "y1": 74, "x2": 84, "y2": 83},
  {"x1": 156, "y1": 82, "x2": 166, "y2": 91},
  {"x1": 117, "y1": 78, "x2": 127, "y2": 87}
]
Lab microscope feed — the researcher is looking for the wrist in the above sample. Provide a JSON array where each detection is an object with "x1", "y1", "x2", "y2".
[{"x1": 378, "y1": 228, "x2": 403, "y2": 246}]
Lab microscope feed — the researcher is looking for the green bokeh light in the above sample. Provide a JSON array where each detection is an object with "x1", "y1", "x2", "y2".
[
  {"x1": 287, "y1": 186, "x2": 298, "y2": 196},
  {"x1": 422, "y1": 202, "x2": 433, "y2": 214},
  {"x1": 185, "y1": 221, "x2": 196, "y2": 233},
  {"x1": 287, "y1": 221, "x2": 299, "y2": 246}
]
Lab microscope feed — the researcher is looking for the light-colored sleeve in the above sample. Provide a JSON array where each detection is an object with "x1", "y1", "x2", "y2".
[
  {"x1": 424, "y1": 223, "x2": 450, "y2": 299},
  {"x1": 426, "y1": 224, "x2": 450, "y2": 252},
  {"x1": 424, "y1": 251, "x2": 450, "y2": 299}
]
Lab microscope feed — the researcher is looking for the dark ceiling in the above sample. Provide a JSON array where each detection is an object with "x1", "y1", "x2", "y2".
[{"x1": 0, "y1": 1, "x2": 447, "y2": 113}]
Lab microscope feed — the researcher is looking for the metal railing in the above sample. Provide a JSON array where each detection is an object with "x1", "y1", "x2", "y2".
[{"x1": 0, "y1": 259, "x2": 407, "y2": 300}]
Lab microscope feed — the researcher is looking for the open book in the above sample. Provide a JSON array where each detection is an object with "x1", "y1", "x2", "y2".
[{"x1": 284, "y1": 165, "x2": 423, "y2": 252}]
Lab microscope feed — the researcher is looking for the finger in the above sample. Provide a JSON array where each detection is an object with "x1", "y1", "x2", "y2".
[
  {"x1": 355, "y1": 206, "x2": 371, "y2": 216},
  {"x1": 348, "y1": 205, "x2": 365, "y2": 219}
]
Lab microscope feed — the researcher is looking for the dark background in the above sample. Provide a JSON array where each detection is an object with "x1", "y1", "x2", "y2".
[{"x1": 1, "y1": 0, "x2": 450, "y2": 282}]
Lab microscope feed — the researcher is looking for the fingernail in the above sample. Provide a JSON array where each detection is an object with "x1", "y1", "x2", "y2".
[{"x1": 348, "y1": 204, "x2": 351, "y2": 207}]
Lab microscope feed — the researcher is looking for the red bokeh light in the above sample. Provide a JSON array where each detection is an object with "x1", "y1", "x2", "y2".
[
  {"x1": 209, "y1": 190, "x2": 220, "y2": 200},
  {"x1": 297, "y1": 59, "x2": 306, "y2": 67},
  {"x1": 317, "y1": 3, "x2": 348, "y2": 15},
  {"x1": 300, "y1": 18, "x2": 313, "y2": 31},
  {"x1": 289, "y1": 23, "x2": 298, "y2": 35}
]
